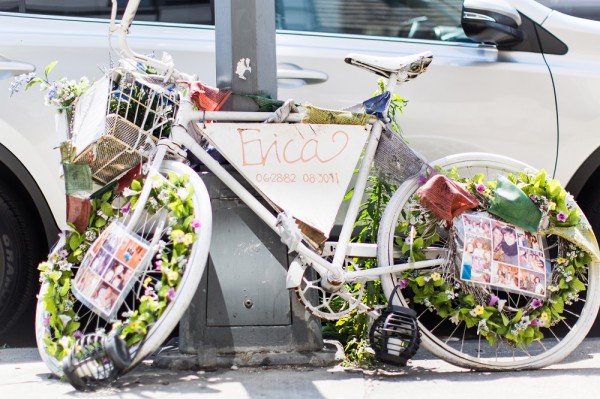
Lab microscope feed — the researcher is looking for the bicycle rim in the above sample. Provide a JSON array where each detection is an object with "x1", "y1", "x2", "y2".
[
  {"x1": 35, "y1": 161, "x2": 212, "y2": 376},
  {"x1": 377, "y1": 152, "x2": 600, "y2": 370}
]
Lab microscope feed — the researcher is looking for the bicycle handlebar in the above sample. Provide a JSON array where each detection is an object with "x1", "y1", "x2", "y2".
[
  {"x1": 111, "y1": 0, "x2": 191, "y2": 81},
  {"x1": 120, "y1": 0, "x2": 140, "y2": 33}
]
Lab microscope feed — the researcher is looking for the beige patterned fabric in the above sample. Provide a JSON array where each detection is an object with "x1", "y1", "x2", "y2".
[{"x1": 302, "y1": 104, "x2": 369, "y2": 125}]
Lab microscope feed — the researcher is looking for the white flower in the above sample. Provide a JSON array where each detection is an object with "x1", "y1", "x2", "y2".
[
  {"x1": 58, "y1": 336, "x2": 71, "y2": 348},
  {"x1": 58, "y1": 261, "x2": 71, "y2": 271},
  {"x1": 152, "y1": 179, "x2": 164, "y2": 189},
  {"x1": 64, "y1": 300, "x2": 74, "y2": 312},
  {"x1": 449, "y1": 312, "x2": 460, "y2": 325},
  {"x1": 445, "y1": 290, "x2": 456, "y2": 300},
  {"x1": 59, "y1": 314, "x2": 71, "y2": 326},
  {"x1": 158, "y1": 189, "x2": 170, "y2": 203},
  {"x1": 85, "y1": 230, "x2": 97, "y2": 242},
  {"x1": 123, "y1": 187, "x2": 139, "y2": 197},
  {"x1": 497, "y1": 299, "x2": 507, "y2": 312},
  {"x1": 177, "y1": 187, "x2": 189, "y2": 201},
  {"x1": 477, "y1": 319, "x2": 489, "y2": 334}
]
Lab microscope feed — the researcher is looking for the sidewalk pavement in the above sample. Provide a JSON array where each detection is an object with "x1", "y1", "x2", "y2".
[{"x1": 1, "y1": 338, "x2": 599, "y2": 398}]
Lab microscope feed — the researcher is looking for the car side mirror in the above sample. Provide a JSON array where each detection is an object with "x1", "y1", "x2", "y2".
[{"x1": 461, "y1": 0, "x2": 524, "y2": 46}]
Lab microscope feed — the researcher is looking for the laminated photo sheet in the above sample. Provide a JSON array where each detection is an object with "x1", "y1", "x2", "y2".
[
  {"x1": 72, "y1": 221, "x2": 153, "y2": 320},
  {"x1": 459, "y1": 213, "x2": 550, "y2": 298}
]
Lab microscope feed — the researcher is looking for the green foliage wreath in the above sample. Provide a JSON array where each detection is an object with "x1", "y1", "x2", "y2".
[
  {"x1": 397, "y1": 168, "x2": 594, "y2": 347},
  {"x1": 38, "y1": 172, "x2": 198, "y2": 360}
]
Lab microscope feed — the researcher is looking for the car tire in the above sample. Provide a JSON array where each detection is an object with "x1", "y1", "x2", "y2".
[
  {"x1": 576, "y1": 182, "x2": 600, "y2": 337},
  {"x1": 0, "y1": 186, "x2": 41, "y2": 336}
]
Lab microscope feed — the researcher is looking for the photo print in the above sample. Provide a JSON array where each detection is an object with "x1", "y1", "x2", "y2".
[
  {"x1": 72, "y1": 222, "x2": 152, "y2": 320},
  {"x1": 460, "y1": 212, "x2": 549, "y2": 298}
]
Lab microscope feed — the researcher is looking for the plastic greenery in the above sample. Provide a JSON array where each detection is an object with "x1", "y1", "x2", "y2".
[
  {"x1": 37, "y1": 172, "x2": 198, "y2": 360},
  {"x1": 10, "y1": 61, "x2": 91, "y2": 112},
  {"x1": 398, "y1": 167, "x2": 591, "y2": 347}
]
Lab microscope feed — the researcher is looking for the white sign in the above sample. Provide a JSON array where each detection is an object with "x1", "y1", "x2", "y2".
[{"x1": 201, "y1": 123, "x2": 369, "y2": 237}]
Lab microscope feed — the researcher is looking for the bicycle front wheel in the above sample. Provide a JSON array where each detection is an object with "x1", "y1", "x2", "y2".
[
  {"x1": 35, "y1": 160, "x2": 212, "y2": 377},
  {"x1": 377, "y1": 152, "x2": 600, "y2": 370}
]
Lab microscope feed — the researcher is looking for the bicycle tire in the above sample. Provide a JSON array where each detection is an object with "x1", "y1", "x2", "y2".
[
  {"x1": 377, "y1": 152, "x2": 600, "y2": 370},
  {"x1": 35, "y1": 160, "x2": 212, "y2": 377}
]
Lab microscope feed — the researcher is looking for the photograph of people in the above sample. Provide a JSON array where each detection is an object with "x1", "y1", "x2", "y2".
[
  {"x1": 91, "y1": 249, "x2": 112, "y2": 276},
  {"x1": 102, "y1": 259, "x2": 121, "y2": 282},
  {"x1": 461, "y1": 240, "x2": 474, "y2": 280},
  {"x1": 494, "y1": 226, "x2": 519, "y2": 265},
  {"x1": 116, "y1": 238, "x2": 148, "y2": 269},
  {"x1": 91, "y1": 282, "x2": 119, "y2": 315},
  {"x1": 492, "y1": 263, "x2": 519, "y2": 289},
  {"x1": 74, "y1": 268, "x2": 99, "y2": 298},
  {"x1": 491, "y1": 222, "x2": 506, "y2": 262},
  {"x1": 108, "y1": 263, "x2": 127, "y2": 291},
  {"x1": 533, "y1": 275, "x2": 546, "y2": 296},
  {"x1": 101, "y1": 224, "x2": 122, "y2": 256},
  {"x1": 463, "y1": 215, "x2": 491, "y2": 237}
]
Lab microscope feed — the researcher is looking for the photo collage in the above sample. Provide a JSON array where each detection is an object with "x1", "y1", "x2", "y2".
[
  {"x1": 72, "y1": 222, "x2": 151, "y2": 320},
  {"x1": 459, "y1": 213, "x2": 549, "y2": 298}
]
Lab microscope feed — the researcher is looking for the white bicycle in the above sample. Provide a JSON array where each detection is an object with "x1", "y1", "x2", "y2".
[{"x1": 34, "y1": 0, "x2": 600, "y2": 386}]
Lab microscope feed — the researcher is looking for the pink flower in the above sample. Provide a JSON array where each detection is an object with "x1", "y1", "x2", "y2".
[
  {"x1": 488, "y1": 294, "x2": 499, "y2": 306},
  {"x1": 144, "y1": 286, "x2": 157, "y2": 299},
  {"x1": 476, "y1": 183, "x2": 486, "y2": 194},
  {"x1": 43, "y1": 315, "x2": 50, "y2": 327},
  {"x1": 167, "y1": 287, "x2": 176, "y2": 301},
  {"x1": 397, "y1": 279, "x2": 409, "y2": 289},
  {"x1": 155, "y1": 260, "x2": 162, "y2": 271},
  {"x1": 73, "y1": 330, "x2": 82, "y2": 340},
  {"x1": 191, "y1": 219, "x2": 201, "y2": 229},
  {"x1": 557, "y1": 212, "x2": 567, "y2": 222},
  {"x1": 531, "y1": 298, "x2": 543, "y2": 309},
  {"x1": 529, "y1": 317, "x2": 546, "y2": 327},
  {"x1": 121, "y1": 202, "x2": 131, "y2": 213},
  {"x1": 417, "y1": 175, "x2": 428, "y2": 186}
]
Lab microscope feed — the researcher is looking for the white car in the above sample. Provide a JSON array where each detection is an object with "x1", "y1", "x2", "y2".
[{"x1": 0, "y1": 0, "x2": 599, "y2": 337}]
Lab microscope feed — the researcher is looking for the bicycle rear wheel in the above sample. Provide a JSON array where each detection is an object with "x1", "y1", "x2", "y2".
[
  {"x1": 35, "y1": 160, "x2": 212, "y2": 377},
  {"x1": 377, "y1": 153, "x2": 600, "y2": 370}
]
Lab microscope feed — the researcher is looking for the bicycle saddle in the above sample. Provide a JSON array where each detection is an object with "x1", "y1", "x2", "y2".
[{"x1": 344, "y1": 51, "x2": 433, "y2": 83}]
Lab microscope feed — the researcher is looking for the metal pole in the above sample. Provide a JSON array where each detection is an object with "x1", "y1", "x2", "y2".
[{"x1": 215, "y1": 0, "x2": 277, "y2": 111}]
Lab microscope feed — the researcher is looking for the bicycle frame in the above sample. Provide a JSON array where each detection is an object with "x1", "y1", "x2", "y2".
[{"x1": 117, "y1": 0, "x2": 444, "y2": 291}]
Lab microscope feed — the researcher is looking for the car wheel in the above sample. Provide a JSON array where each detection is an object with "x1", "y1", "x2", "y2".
[{"x1": 0, "y1": 186, "x2": 41, "y2": 336}]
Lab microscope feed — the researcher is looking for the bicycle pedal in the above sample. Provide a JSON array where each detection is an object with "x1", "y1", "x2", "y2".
[{"x1": 286, "y1": 257, "x2": 307, "y2": 288}]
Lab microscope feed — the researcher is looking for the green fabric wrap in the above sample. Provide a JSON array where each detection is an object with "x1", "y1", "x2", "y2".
[{"x1": 487, "y1": 175, "x2": 542, "y2": 232}]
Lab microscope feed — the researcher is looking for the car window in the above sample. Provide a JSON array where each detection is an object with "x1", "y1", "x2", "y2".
[
  {"x1": 1, "y1": 0, "x2": 469, "y2": 42},
  {"x1": 276, "y1": 0, "x2": 470, "y2": 42},
  {"x1": 0, "y1": 0, "x2": 214, "y2": 24},
  {"x1": 536, "y1": 0, "x2": 600, "y2": 21}
]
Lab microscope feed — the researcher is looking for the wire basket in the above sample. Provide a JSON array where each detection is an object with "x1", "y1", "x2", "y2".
[
  {"x1": 369, "y1": 286, "x2": 420, "y2": 366},
  {"x1": 72, "y1": 65, "x2": 179, "y2": 185},
  {"x1": 62, "y1": 332, "x2": 132, "y2": 391}
]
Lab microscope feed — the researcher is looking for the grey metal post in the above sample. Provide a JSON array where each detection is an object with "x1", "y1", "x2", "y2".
[
  {"x1": 163, "y1": 0, "x2": 333, "y2": 369},
  {"x1": 215, "y1": 0, "x2": 277, "y2": 111}
]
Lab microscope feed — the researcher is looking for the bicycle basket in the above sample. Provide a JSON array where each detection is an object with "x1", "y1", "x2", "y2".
[
  {"x1": 369, "y1": 286, "x2": 420, "y2": 367},
  {"x1": 71, "y1": 65, "x2": 179, "y2": 185},
  {"x1": 62, "y1": 332, "x2": 132, "y2": 391}
]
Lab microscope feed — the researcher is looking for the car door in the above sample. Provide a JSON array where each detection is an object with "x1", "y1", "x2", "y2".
[{"x1": 275, "y1": 0, "x2": 558, "y2": 173}]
